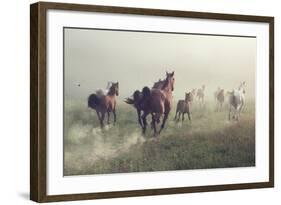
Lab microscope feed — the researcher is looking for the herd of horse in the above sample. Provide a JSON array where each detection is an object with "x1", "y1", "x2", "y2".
[{"x1": 87, "y1": 71, "x2": 246, "y2": 136}]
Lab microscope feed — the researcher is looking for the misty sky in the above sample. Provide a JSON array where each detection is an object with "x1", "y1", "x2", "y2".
[{"x1": 64, "y1": 28, "x2": 256, "y2": 101}]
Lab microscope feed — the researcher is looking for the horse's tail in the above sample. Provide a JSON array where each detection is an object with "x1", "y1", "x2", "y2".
[
  {"x1": 88, "y1": 94, "x2": 100, "y2": 109},
  {"x1": 125, "y1": 87, "x2": 150, "y2": 106},
  {"x1": 124, "y1": 97, "x2": 134, "y2": 104},
  {"x1": 125, "y1": 90, "x2": 142, "y2": 105}
]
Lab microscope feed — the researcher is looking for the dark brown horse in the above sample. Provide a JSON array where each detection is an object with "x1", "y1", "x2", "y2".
[
  {"x1": 124, "y1": 78, "x2": 165, "y2": 128},
  {"x1": 126, "y1": 71, "x2": 175, "y2": 136},
  {"x1": 146, "y1": 71, "x2": 175, "y2": 135},
  {"x1": 88, "y1": 82, "x2": 119, "y2": 128}
]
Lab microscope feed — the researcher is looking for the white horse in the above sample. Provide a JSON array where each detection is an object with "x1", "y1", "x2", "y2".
[{"x1": 228, "y1": 82, "x2": 246, "y2": 121}]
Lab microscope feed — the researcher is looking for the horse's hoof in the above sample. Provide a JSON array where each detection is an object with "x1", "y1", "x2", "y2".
[
  {"x1": 153, "y1": 132, "x2": 159, "y2": 137},
  {"x1": 152, "y1": 137, "x2": 158, "y2": 142}
]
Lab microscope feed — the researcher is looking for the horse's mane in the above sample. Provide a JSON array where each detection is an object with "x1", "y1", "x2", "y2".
[
  {"x1": 106, "y1": 81, "x2": 113, "y2": 89},
  {"x1": 161, "y1": 77, "x2": 169, "y2": 90},
  {"x1": 107, "y1": 83, "x2": 118, "y2": 95},
  {"x1": 152, "y1": 79, "x2": 165, "y2": 89}
]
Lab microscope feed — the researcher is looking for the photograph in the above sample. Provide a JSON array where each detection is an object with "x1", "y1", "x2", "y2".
[
  {"x1": 63, "y1": 27, "x2": 256, "y2": 176},
  {"x1": 29, "y1": 2, "x2": 274, "y2": 202}
]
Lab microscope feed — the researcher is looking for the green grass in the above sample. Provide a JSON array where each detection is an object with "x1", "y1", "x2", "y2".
[{"x1": 63, "y1": 100, "x2": 255, "y2": 176}]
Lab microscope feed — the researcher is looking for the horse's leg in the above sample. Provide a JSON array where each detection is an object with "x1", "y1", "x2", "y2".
[
  {"x1": 107, "y1": 111, "x2": 110, "y2": 124},
  {"x1": 239, "y1": 103, "x2": 244, "y2": 118},
  {"x1": 100, "y1": 111, "x2": 105, "y2": 128},
  {"x1": 96, "y1": 110, "x2": 101, "y2": 122},
  {"x1": 137, "y1": 109, "x2": 143, "y2": 128},
  {"x1": 174, "y1": 110, "x2": 178, "y2": 121},
  {"x1": 188, "y1": 112, "x2": 191, "y2": 121},
  {"x1": 113, "y1": 109, "x2": 117, "y2": 125},
  {"x1": 177, "y1": 112, "x2": 181, "y2": 122},
  {"x1": 237, "y1": 106, "x2": 242, "y2": 121},
  {"x1": 151, "y1": 114, "x2": 157, "y2": 137},
  {"x1": 182, "y1": 113, "x2": 185, "y2": 122},
  {"x1": 150, "y1": 113, "x2": 153, "y2": 129},
  {"x1": 141, "y1": 111, "x2": 149, "y2": 134},
  {"x1": 159, "y1": 110, "x2": 170, "y2": 134}
]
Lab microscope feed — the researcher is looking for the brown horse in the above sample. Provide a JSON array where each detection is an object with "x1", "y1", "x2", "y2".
[
  {"x1": 142, "y1": 71, "x2": 175, "y2": 136},
  {"x1": 174, "y1": 92, "x2": 192, "y2": 122},
  {"x1": 124, "y1": 78, "x2": 165, "y2": 128},
  {"x1": 88, "y1": 82, "x2": 119, "y2": 128},
  {"x1": 125, "y1": 71, "x2": 175, "y2": 136}
]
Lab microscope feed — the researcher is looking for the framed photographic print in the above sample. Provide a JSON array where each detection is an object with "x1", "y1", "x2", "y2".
[{"x1": 30, "y1": 1, "x2": 274, "y2": 202}]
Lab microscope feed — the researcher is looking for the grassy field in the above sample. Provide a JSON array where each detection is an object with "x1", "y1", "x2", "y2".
[{"x1": 63, "y1": 99, "x2": 255, "y2": 176}]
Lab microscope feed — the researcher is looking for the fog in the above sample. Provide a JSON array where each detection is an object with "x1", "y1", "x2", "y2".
[{"x1": 64, "y1": 28, "x2": 256, "y2": 101}]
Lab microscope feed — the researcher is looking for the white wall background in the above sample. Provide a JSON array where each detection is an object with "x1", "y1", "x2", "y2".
[{"x1": 0, "y1": 0, "x2": 279, "y2": 204}]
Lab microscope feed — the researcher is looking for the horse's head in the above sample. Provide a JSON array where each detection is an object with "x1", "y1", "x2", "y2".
[
  {"x1": 185, "y1": 92, "x2": 192, "y2": 102},
  {"x1": 238, "y1": 81, "x2": 246, "y2": 94},
  {"x1": 226, "y1": 90, "x2": 234, "y2": 96},
  {"x1": 218, "y1": 89, "x2": 224, "y2": 97},
  {"x1": 165, "y1": 71, "x2": 175, "y2": 91},
  {"x1": 109, "y1": 82, "x2": 119, "y2": 96}
]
